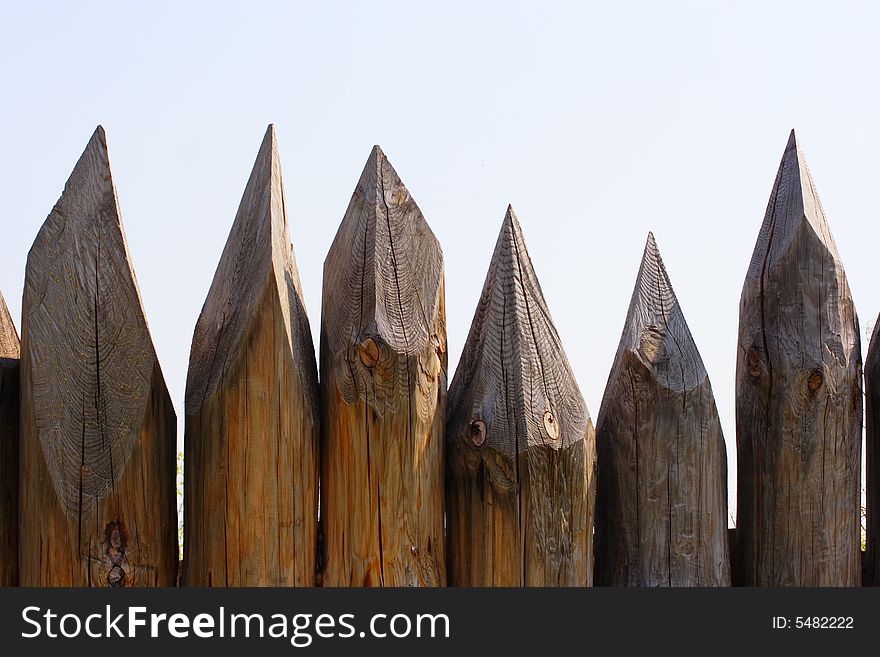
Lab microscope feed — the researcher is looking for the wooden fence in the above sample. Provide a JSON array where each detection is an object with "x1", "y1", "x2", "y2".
[{"x1": 0, "y1": 126, "x2": 875, "y2": 587}]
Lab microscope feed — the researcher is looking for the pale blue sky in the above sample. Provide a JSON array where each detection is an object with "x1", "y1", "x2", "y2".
[{"x1": 2, "y1": 1, "x2": 878, "y2": 514}]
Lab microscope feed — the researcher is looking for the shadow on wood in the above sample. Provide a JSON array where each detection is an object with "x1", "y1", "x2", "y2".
[
  {"x1": 0, "y1": 291, "x2": 19, "y2": 586},
  {"x1": 183, "y1": 125, "x2": 319, "y2": 586},
  {"x1": 735, "y1": 130, "x2": 861, "y2": 587},
  {"x1": 594, "y1": 233, "x2": 729, "y2": 586},
  {"x1": 19, "y1": 127, "x2": 177, "y2": 586},
  {"x1": 446, "y1": 206, "x2": 595, "y2": 586},
  {"x1": 320, "y1": 146, "x2": 446, "y2": 586}
]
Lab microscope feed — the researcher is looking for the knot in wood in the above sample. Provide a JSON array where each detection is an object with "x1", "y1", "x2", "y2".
[
  {"x1": 469, "y1": 420, "x2": 486, "y2": 447},
  {"x1": 638, "y1": 325, "x2": 667, "y2": 365},
  {"x1": 808, "y1": 369, "x2": 823, "y2": 392},
  {"x1": 391, "y1": 189, "x2": 407, "y2": 206},
  {"x1": 543, "y1": 410, "x2": 560, "y2": 442},
  {"x1": 358, "y1": 337, "x2": 380, "y2": 368},
  {"x1": 104, "y1": 521, "x2": 127, "y2": 587},
  {"x1": 746, "y1": 347, "x2": 762, "y2": 379},
  {"x1": 107, "y1": 565, "x2": 125, "y2": 587}
]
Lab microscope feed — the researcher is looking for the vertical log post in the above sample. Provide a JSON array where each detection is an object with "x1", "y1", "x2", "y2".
[
  {"x1": 19, "y1": 127, "x2": 177, "y2": 586},
  {"x1": 446, "y1": 206, "x2": 596, "y2": 586},
  {"x1": 0, "y1": 291, "x2": 19, "y2": 586},
  {"x1": 183, "y1": 125, "x2": 319, "y2": 586},
  {"x1": 865, "y1": 318, "x2": 880, "y2": 586},
  {"x1": 320, "y1": 146, "x2": 446, "y2": 586},
  {"x1": 594, "y1": 233, "x2": 729, "y2": 586},
  {"x1": 735, "y1": 131, "x2": 862, "y2": 586}
]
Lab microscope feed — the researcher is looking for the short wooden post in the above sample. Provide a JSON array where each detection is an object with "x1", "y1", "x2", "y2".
[
  {"x1": 735, "y1": 131, "x2": 862, "y2": 586},
  {"x1": 0, "y1": 291, "x2": 19, "y2": 586},
  {"x1": 865, "y1": 318, "x2": 880, "y2": 586},
  {"x1": 19, "y1": 127, "x2": 177, "y2": 586},
  {"x1": 320, "y1": 146, "x2": 446, "y2": 586},
  {"x1": 183, "y1": 125, "x2": 319, "y2": 586},
  {"x1": 446, "y1": 206, "x2": 595, "y2": 586},
  {"x1": 594, "y1": 233, "x2": 729, "y2": 586}
]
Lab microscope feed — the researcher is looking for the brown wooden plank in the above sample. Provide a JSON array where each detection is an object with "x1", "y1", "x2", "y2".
[
  {"x1": 19, "y1": 126, "x2": 177, "y2": 586},
  {"x1": 865, "y1": 318, "x2": 880, "y2": 587},
  {"x1": 594, "y1": 233, "x2": 729, "y2": 586},
  {"x1": 320, "y1": 146, "x2": 446, "y2": 586},
  {"x1": 183, "y1": 125, "x2": 319, "y2": 586},
  {"x1": 446, "y1": 206, "x2": 595, "y2": 586},
  {"x1": 0, "y1": 291, "x2": 19, "y2": 586},
  {"x1": 735, "y1": 130, "x2": 862, "y2": 587}
]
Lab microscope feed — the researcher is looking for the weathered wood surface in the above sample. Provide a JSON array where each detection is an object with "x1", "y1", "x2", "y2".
[
  {"x1": 446, "y1": 206, "x2": 595, "y2": 586},
  {"x1": 183, "y1": 125, "x2": 319, "y2": 586},
  {"x1": 320, "y1": 145, "x2": 446, "y2": 587},
  {"x1": 865, "y1": 317, "x2": 880, "y2": 587},
  {"x1": 19, "y1": 126, "x2": 177, "y2": 586},
  {"x1": 594, "y1": 233, "x2": 729, "y2": 587},
  {"x1": 735, "y1": 130, "x2": 862, "y2": 587},
  {"x1": 0, "y1": 291, "x2": 19, "y2": 586}
]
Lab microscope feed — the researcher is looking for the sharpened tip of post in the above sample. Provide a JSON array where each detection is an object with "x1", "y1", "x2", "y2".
[
  {"x1": 636, "y1": 230, "x2": 670, "y2": 292},
  {"x1": 644, "y1": 231, "x2": 660, "y2": 256},
  {"x1": 87, "y1": 125, "x2": 108, "y2": 154},
  {"x1": 501, "y1": 204, "x2": 520, "y2": 233},
  {"x1": 260, "y1": 123, "x2": 278, "y2": 151},
  {"x1": 362, "y1": 144, "x2": 386, "y2": 175},
  {"x1": 61, "y1": 125, "x2": 112, "y2": 199}
]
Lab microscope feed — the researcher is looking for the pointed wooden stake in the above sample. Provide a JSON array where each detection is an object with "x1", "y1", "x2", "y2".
[
  {"x1": 735, "y1": 131, "x2": 862, "y2": 586},
  {"x1": 446, "y1": 206, "x2": 596, "y2": 586},
  {"x1": 321, "y1": 146, "x2": 446, "y2": 586},
  {"x1": 183, "y1": 125, "x2": 319, "y2": 586},
  {"x1": 19, "y1": 127, "x2": 177, "y2": 586},
  {"x1": 0, "y1": 291, "x2": 19, "y2": 586},
  {"x1": 594, "y1": 233, "x2": 729, "y2": 586},
  {"x1": 865, "y1": 318, "x2": 880, "y2": 586}
]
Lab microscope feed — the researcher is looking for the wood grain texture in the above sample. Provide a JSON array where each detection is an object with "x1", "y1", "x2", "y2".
[
  {"x1": 19, "y1": 126, "x2": 177, "y2": 586},
  {"x1": 594, "y1": 233, "x2": 729, "y2": 587},
  {"x1": 320, "y1": 146, "x2": 446, "y2": 587},
  {"x1": 0, "y1": 291, "x2": 17, "y2": 359},
  {"x1": 865, "y1": 317, "x2": 880, "y2": 586},
  {"x1": 183, "y1": 125, "x2": 319, "y2": 586},
  {"x1": 735, "y1": 130, "x2": 862, "y2": 587},
  {"x1": 0, "y1": 291, "x2": 19, "y2": 585},
  {"x1": 446, "y1": 206, "x2": 595, "y2": 587}
]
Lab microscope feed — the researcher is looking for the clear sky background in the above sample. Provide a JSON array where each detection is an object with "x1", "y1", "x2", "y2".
[{"x1": 1, "y1": 1, "x2": 878, "y2": 517}]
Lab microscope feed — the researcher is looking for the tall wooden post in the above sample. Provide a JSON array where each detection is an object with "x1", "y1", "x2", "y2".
[
  {"x1": 865, "y1": 318, "x2": 880, "y2": 586},
  {"x1": 183, "y1": 125, "x2": 319, "y2": 586},
  {"x1": 0, "y1": 291, "x2": 19, "y2": 586},
  {"x1": 735, "y1": 131, "x2": 861, "y2": 586},
  {"x1": 19, "y1": 127, "x2": 177, "y2": 586},
  {"x1": 594, "y1": 233, "x2": 729, "y2": 586},
  {"x1": 446, "y1": 206, "x2": 595, "y2": 586},
  {"x1": 320, "y1": 146, "x2": 446, "y2": 587}
]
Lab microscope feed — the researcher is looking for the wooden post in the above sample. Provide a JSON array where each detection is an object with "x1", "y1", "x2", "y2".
[
  {"x1": 735, "y1": 130, "x2": 862, "y2": 587},
  {"x1": 0, "y1": 291, "x2": 19, "y2": 586},
  {"x1": 183, "y1": 125, "x2": 319, "y2": 586},
  {"x1": 446, "y1": 206, "x2": 595, "y2": 586},
  {"x1": 594, "y1": 233, "x2": 729, "y2": 586},
  {"x1": 320, "y1": 145, "x2": 446, "y2": 586},
  {"x1": 865, "y1": 318, "x2": 880, "y2": 586},
  {"x1": 19, "y1": 126, "x2": 177, "y2": 586}
]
